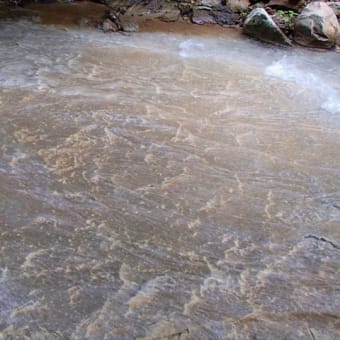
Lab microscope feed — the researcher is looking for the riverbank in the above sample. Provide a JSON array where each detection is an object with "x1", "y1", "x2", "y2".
[
  {"x1": 1, "y1": 0, "x2": 340, "y2": 48},
  {"x1": 1, "y1": 1, "x2": 239, "y2": 37}
]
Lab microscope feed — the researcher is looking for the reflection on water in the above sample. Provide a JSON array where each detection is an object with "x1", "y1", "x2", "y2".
[{"x1": 0, "y1": 21, "x2": 339, "y2": 339}]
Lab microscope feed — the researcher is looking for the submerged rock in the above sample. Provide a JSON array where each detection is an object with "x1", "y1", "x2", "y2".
[
  {"x1": 294, "y1": 2, "x2": 340, "y2": 49},
  {"x1": 243, "y1": 8, "x2": 292, "y2": 46}
]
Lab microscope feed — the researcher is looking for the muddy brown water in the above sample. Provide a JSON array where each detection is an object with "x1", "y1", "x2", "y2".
[{"x1": 0, "y1": 21, "x2": 339, "y2": 339}]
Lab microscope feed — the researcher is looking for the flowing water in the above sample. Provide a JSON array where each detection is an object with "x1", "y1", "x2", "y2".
[{"x1": 0, "y1": 21, "x2": 339, "y2": 339}]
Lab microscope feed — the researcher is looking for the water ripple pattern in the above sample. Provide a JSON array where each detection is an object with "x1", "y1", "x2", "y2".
[{"x1": 0, "y1": 21, "x2": 339, "y2": 339}]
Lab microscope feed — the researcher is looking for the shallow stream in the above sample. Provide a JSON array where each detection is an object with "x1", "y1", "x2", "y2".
[{"x1": 0, "y1": 21, "x2": 339, "y2": 339}]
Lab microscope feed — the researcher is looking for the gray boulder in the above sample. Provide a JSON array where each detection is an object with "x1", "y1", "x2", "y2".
[
  {"x1": 243, "y1": 8, "x2": 292, "y2": 46},
  {"x1": 294, "y1": 2, "x2": 340, "y2": 48}
]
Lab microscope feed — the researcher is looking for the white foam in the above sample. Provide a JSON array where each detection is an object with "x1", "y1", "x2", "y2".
[
  {"x1": 265, "y1": 56, "x2": 340, "y2": 114},
  {"x1": 179, "y1": 39, "x2": 206, "y2": 58},
  {"x1": 321, "y1": 96, "x2": 340, "y2": 114}
]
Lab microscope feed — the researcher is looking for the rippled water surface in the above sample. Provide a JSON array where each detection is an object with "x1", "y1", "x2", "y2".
[{"x1": 0, "y1": 21, "x2": 339, "y2": 339}]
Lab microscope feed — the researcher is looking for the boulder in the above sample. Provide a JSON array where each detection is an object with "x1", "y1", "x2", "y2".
[
  {"x1": 226, "y1": 0, "x2": 250, "y2": 13},
  {"x1": 243, "y1": 8, "x2": 292, "y2": 46},
  {"x1": 294, "y1": 2, "x2": 340, "y2": 49},
  {"x1": 267, "y1": 0, "x2": 305, "y2": 11}
]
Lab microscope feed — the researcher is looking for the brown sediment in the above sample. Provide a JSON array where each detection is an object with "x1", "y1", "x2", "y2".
[
  {"x1": 26, "y1": 1, "x2": 108, "y2": 26},
  {"x1": 135, "y1": 16, "x2": 241, "y2": 36},
  {"x1": 24, "y1": 1, "x2": 241, "y2": 37}
]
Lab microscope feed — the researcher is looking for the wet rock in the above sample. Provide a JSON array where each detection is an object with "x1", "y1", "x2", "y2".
[
  {"x1": 192, "y1": 8, "x2": 217, "y2": 24},
  {"x1": 211, "y1": 5, "x2": 241, "y2": 25},
  {"x1": 294, "y1": 2, "x2": 340, "y2": 49},
  {"x1": 158, "y1": 4, "x2": 181, "y2": 22},
  {"x1": 243, "y1": 7, "x2": 292, "y2": 46},
  {"x1": 267, "y1": 0, "x2": 305, "y2": 11},
  {"x1": 226, "y1": 0, "x2": 250, "y2": 13},
  {"x1": 118, "y1": 15, "x2": 139, "y2": 32},
  {"x1": 328, "y1": 2, "x2": 340, "y2": 18},
  {"x1": 100, "y1": 9, "x2": 139, "y2": 32},
  {"x1": 102, "y1": 18, "x2": 119, "y2": 32}
]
